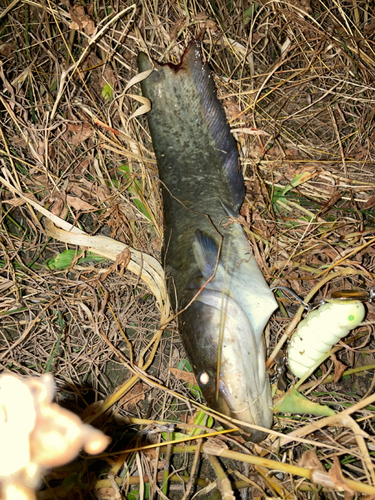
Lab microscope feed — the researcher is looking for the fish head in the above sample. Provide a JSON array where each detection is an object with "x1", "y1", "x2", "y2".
[{"x1": 180, "y1": 289, "x2": 273, "y2": 443}]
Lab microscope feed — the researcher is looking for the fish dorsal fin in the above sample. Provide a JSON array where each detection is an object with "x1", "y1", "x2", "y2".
[
  {"x1": 193, "y1": 230, "x2": 223, "y2": 281},
  {"x1": 137, "y1": 41, "x2": 245, "y2": 212},
  {"x1": 181, "y1": 41, "x2": 245, "y2": 211}
]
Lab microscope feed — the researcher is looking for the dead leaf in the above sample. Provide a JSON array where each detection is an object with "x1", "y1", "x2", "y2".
[
  {"x1": 0, "y1": 64, "x2": 15, "y2": 109},
  {"x1": 101, "y1": 66, "x2": 117, "y2": 88},
  {"x1": 192, "y1": 12, "x2": 209, "y2": 21},
  {"x1": 329, "y1": 456, "x2": 355, "y2": 495},
  {"x1": 66, "y1": 122, "x2": 93, "y2": 145},
  {"x1": 317, "y1": 245, "x2": 339, "y2": 260},
  {"x1": 232, "y1": 127, "x2": 269, "y2": 136},
  {"x1": 69, "y1": 5, "x2": 95, "y2": 35},
  {"x1": 222, "y1": 99, "x2": 240, "y2": 121},
  {"x1": 80, "y1": 178, "x2": 109, "y2": 203},
  {"x1": 76, "y1": 158, "x2": 91, "y2": 174},
  {"x1": 3, "y1": 192, "x2": 39, "y2": 207},
  {"x1": 9, "y1": 135, "x2": 28, "y2": 148},
  {"x1": 298, "y1": 449, "x2": 325, "y2": 474},
  {"x1": 169, "y1": 17, "x2": 188, "y2": 41},
  {"x1": 96, "y1": 186, "x2": 109, "y2": 202},
  {"x1": 67, "y1": 195, "x2": 96, "y2": 212},
  {"x1": 119, "y1": 382, "x2": 145, "y2": 411},
  {"x1": 34, "y1": 174, "x2": 49, "y2": 187},
  {"x1": 0, "y1": 43, "x2": 16, "y2": 57},
  {"x1": 101, "y1": 247, "x2": 131, "y2": 279},
  {"x1": 363, "y1": 195, "x2": 375, "y2": 210},
  {"x1": 287, "y1": 166, "x2": 323, "y2": 185},
  {"x1": 49, "y1": 193, "x2": 66, "y2": 218},
  {"x1": 318, "y1": 191, "x2": 342, "y2": 216},
  {"x1": 204, "y1": 19, "x2": 218, "y2": 31},
  {"x1": 169, "y1": 367, "x2": 197, "y2": 386},
  {"x1": 126, "y1": 94, "x2": 151, "y2": 121},
  {"x1": 331, "y1": 353, "x2": 347, "y2": 383},
  {"x1": 114, "y1": 247, "x2": 131, "y2": 272},
  {"x1": 364, "y1": 18, "x2": 375, "y2": 34},
  {"x1": 70, "y1": 186, "x2": 83, "y2": 197},
  {"x1": 284, "y1": 272, "x2": 306, "y2": 295}
]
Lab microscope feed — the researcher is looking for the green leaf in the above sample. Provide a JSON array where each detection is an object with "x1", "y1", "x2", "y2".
[
  {"x1": 46, "y1": 249, "x2": 104, "y2": 270},
  {"x1": 102, "y1": 83, "x2": 113, "y2": 100},
  {"x1": 177, "y1": 359, "x2": 202, "y2": 397},
  {"x1": 177, "y1": 359, "x2": 192, "y2": 371},
  {"x1": 281, "y1": 170, "x2": 319, "y2": 196},
  {"x1": 61, "y1": 471, "x2": 88, "y2": 491},
  {"x1": 61, "y1": 473, "x2": 79, "y2": 492},
  {"x1": 189, "y1": 409, "x2": 214, "y2": 436},
  {"x1": 144, "y1": 483, "x2": 150, "y2": 499},
  {"x1": 118, "y1": 164, "x2": 153, "y2": 221},
  {"x1": 161, "y1": 431, "x2": 185, "y2": 441},
  {"x1": 56, "y1": 310, "x2": 66, "y2": 329},
  {"x1": 243, "y1": 3, "x2": 259, "y2": 23},
  {"x1": 274, "y1": 388, "x2": 336, "y2": 417},
  {"x1": 127, "y1": 490, "x2": 139, "y2": 500}
]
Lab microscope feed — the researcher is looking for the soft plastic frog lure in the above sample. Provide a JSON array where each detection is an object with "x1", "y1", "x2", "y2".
[
  {"x1": 288, "y1": 299, "x2": 365, "y2": 378},
  {"x1": 276, "y1": 287, "x2": 373, "y2": 379}
]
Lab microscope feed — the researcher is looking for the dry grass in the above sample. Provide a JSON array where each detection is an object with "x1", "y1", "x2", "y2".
[{"x1": 0, "y1": 0, "x2": 375, "y2": 498}]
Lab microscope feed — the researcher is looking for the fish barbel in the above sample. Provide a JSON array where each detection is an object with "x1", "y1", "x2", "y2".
[{"x1": 138, "y1": 41, "x2": 277, "y2": 442}]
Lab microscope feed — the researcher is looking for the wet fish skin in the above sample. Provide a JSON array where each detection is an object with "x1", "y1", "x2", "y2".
[{"x1": 138, "y1": 41, "x2": 277, "y2": 442}]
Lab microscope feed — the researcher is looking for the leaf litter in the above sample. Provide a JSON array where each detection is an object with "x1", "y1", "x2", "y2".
[{"x1": 0, "y1": 0, "x2": 375, "y2": 498}]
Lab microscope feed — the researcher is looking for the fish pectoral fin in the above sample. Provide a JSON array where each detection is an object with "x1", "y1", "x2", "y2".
[{"x1": 193, "y1": 230, "x2": 223, "y2": 281}]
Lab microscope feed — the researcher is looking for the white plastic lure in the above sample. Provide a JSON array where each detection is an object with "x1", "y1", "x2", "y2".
[{"x1": 288, "y1": 300, "x2": 365, "y2": 378}]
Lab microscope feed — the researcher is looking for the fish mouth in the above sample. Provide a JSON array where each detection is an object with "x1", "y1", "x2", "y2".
[
  {"x1": 219, "y1": 374, "x2": 273, "y2": 443},
  {"x1": 206, "y1": 369, "x2": 272, "y2": 442},
  {"x1": 197, "y1": 366, "x2": 272, "y2": 443},
  {"x1": 184, "y1": 289, "x2": 274, "y2": 443}
]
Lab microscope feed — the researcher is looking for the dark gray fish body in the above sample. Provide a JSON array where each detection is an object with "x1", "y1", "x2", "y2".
[{"x1": 138, "y1": 41, "x2": 277, "y2": 442}]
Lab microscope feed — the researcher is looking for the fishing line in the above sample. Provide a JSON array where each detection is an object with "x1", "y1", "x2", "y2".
[{"x1": 216, "y1": 245, "x2": 232, "y2": 403}]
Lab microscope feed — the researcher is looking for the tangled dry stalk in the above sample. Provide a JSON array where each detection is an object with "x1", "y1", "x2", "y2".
[{"x1": 0, "y1": 0, "x2": 375, "y2": 498}]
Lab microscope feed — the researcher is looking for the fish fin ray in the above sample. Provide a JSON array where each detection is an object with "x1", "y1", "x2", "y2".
[
  {"x1": 182, "y1": 41, "x2": 245, "y2": 211},
  {"x1": 220, "y1": 200, "x2": 237, "y2": 218}
]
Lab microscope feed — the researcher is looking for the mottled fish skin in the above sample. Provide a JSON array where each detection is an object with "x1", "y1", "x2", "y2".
[{"x1": 138, "y1": 41, "x2": 277, "y2": 442}]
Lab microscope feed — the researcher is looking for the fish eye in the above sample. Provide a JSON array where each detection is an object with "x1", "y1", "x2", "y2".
[{"x1": 198, "y1": 371, "x2": 210, "y2": 386}]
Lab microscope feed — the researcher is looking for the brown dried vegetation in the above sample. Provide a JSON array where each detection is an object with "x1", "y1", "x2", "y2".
[{"x1": 0, "y1": 0, "x2": 375, "y2": 498}]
